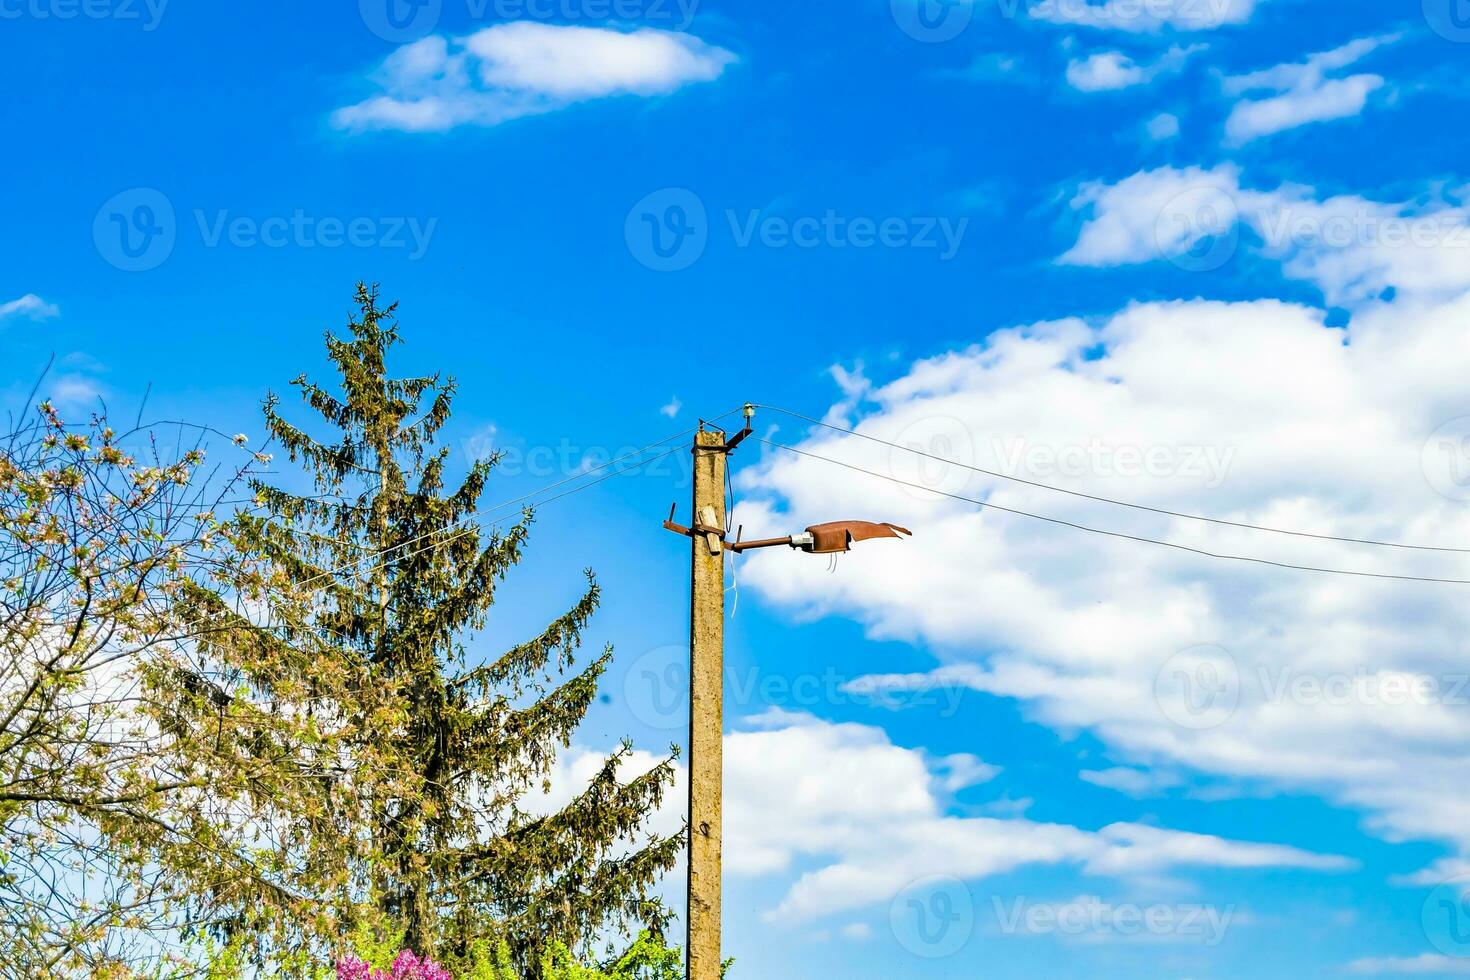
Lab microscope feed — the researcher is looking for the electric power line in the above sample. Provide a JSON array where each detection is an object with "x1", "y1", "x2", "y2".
[
  {"x1": 755, "y1": 404, "x2": 1470, "y2": 555},
  {"x1": 756, "y1": 436, "x2": 1470, "y2": 586},
  {"x1": 164, "y1": 404, "x2": 753, "y2": 647}
]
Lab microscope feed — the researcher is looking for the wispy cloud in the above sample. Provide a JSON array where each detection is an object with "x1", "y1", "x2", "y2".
[
  {"x1": 659, "y1": 396, "x2": 682, "y2": 419},
  {"x1": 1058, "y1": 164, "x2": 1470, "y2": 305},
  {"x1": 333, "y1": 23, "x2": 736, "y2": 133},
  {"x1": 943, "y1": 51, "x2": 1039, "y2": 87},
  {"x1": 1030, "y1": 0, "x2": 1260, "y2": 33},
  {"x1": 723, "y1": 713, "x2": 1350, "y2": 922},
  {"x1": 1080, "y1": 767, "x2": 1185, "y2": 796},
  {"x1": 1345, "y1": 955, "x2": 1470, "y2": 975},
  {"x1": 1066, "y1": 44, "x2": 1204, "y2": 92},
  {"x1": 1222, "y1": 34, "x2": 1399, "y2": 144},
  {"x1": 0, "y1": 293, "x2": 59, "y2": 322},
  {"x1": 1145, "y1": 112, "x2": 1181, "y2": 140}
]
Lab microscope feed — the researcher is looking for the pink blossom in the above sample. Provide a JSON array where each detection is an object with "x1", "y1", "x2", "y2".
[{"x1": 336, "y1": 950, "x2": 451, "y2": 980}]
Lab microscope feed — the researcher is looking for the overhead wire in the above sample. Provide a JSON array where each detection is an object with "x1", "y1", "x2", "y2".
[
  {"x1": 755, "y1": 436, "x2": 1470, "y2": 586},
  {"x1": 753, "y1": 403, "x2": 1470, "y2": 555},
  {"x1": 162, "y1": 409, "x2": 750, "y2": 650}
]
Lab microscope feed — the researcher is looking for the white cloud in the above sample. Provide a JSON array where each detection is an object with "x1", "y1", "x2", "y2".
[
  {"x1": 1146, "y1": 112, "x2": 1181, "y2": 140},
  {"x1": 1079, "y1": 766, "x2": 1184, "y2": 796},
  {"x1": 1066, "y1": 45, "x2": 1203, "y2": 92},
  {"x1": 0, "y1": 293, "x2": 59, "y2": 322},
  {"x1": 735, "y1": 281, "x2": 1470, "y2": 906},
  {"x1": 933, "y1": 751, "x2": 1001, "y2": 791},
  {"x1": 1030, "y1": 0, "x2": 1259, "y2": 33},
  {"x1": 1345, "y1": 955, "x2": 1470, "y2": 975},
  {"x1": 728, "y1": 713, "x2": 1347, "y2": 922},
  {"x1": 839, "y1": 922, "x2": 872, "y2": 941},
  {"x1": 566, "y1": 711, "x2": 1349, "y2": 924},
  {"x1": 47, "y1": 375, "x2": 101, "y2": 407},
  {"x1": 945, "y1": 52, "x2": 1038, "y2": 87},
  {"x1": 997, "y1": 894, "x2": 1239, "y2": 945},
  {"x1": 660, "y1": 396, "x2": 682, "y2": 419},
  {"x1": 333, "y1": 23, "x2": 736, "y2": 133},
  {"x1": 1059, "y1": 164, "x2": 1470, "y2": 305},
  {"x1": 1222, "y1": 34, "x2": 1398, "y2": 144}
]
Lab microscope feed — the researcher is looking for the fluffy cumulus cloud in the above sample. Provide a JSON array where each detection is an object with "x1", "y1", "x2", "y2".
[
  {"x1": 731, "y1": 223, "x2": 1470, "y2": 934},
  {"x1": 1029, "y1": 0, "x2": 1260, "y2": 33},
  {"x1": 1065, "y1": 44, "x2": 1203, "y2": 92},
  {"x1": 333, "y1": 23, "x2": 736, "y2": 133},
  {"x1": 1060, "y1": 164, "x2": 1470, "y2": 306},
  {"x1": 1222, "y1": 34, "x2": 1397, "y2": 144},
  {"x1": 0, "y1": 293, "x2": 59, "y2": 322},
  {"x1": 565, "y1": 712, "x2": 1350, "y2": 924}
]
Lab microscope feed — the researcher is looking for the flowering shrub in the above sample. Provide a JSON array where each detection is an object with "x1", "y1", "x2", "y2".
[
  {"x1": 337, "y1": 950, "x2": 453, "y2": 980},
  {"x1": 333, "y1": 933, "x2": 728, "y2": 980}
]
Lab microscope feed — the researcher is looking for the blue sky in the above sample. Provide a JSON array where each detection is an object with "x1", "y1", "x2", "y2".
[{"x1": 7, "y1": 0, "x2": 1470, "y2": 976}]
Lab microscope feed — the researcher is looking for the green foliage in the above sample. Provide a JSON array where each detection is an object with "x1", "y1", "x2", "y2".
[
  {"x1": 465, "y1": 932, "x2": 730, "y2": 980},
  {"x1": 197, "y1": 284, "x2": 682, "y2": 974},
  {"x1": 0, "y1": 397, "x2": 313, "y2": 977},
  {"x1": 350, "y1": 921, "x2": 410, "y2": 972}
]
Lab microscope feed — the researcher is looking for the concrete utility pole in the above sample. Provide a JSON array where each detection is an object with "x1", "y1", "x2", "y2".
[
  {"x1": 664, "y1": 406, "x2": 909, "y2": 980},
  {"x1": 685, "y1": 427, "x2": 727, "y2": 980}
]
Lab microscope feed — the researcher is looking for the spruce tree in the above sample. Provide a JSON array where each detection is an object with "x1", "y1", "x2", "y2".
[{"x1": 227, "y1": 284, "x2": 681, "y2": 971}]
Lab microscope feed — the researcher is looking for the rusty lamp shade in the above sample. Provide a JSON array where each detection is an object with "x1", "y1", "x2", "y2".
[{"x1": 797, "y1": 520, "x2": 912, "y2": 555}]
